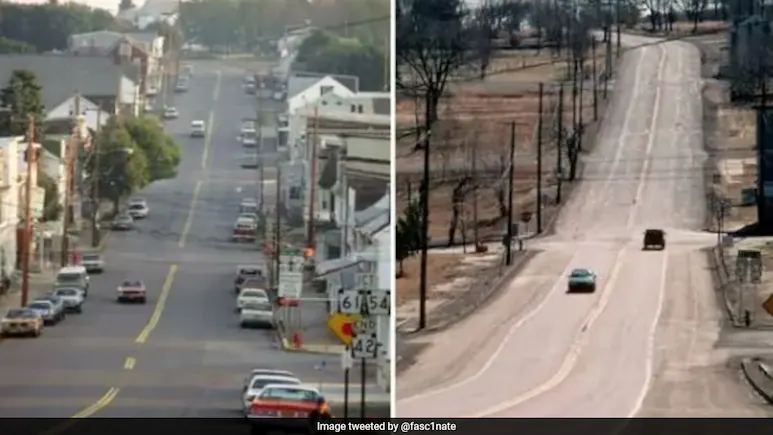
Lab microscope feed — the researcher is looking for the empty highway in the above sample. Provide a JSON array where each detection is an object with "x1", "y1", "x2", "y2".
[{"x1": 396, "y1": 34, "x2": 772, "y2": 418}]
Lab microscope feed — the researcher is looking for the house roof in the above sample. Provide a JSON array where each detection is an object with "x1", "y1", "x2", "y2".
[
  {"x1": 0, "y1": 55, "x2": 138, "y2": 109},
  {"x1": 289, "y1": 71, "x2": 358, "y2": 93},
  {"x1": 355, "y1": 192, "x2": 390, "y2": 235},
  {"x1": 287, "y1": 76, "x2": 323, "y2": 99}
]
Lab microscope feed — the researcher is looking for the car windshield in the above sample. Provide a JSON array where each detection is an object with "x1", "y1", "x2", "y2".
[
  {"x1": 243, "y1": 301, "x2": 271, "y2": 311},
  {"x1": 6, "y1": 309, "x2": 35, "y2": 319},
  {"x1": 55, "y1": 288, "x2": 79, "y2": 296},
  {"x1": 242, "y1": 131, "x2": 257, "y2": 139},
  {"x1": 570, "y1": 269, "x2": 590, "y2": 278},
  {"x1": 243, "y1": 279, "x2": 264, "y2": 288},
  {"x1": 27, "y1": 302, "x2": 49, "y2": 310},
  {"x1": 242, "y1": 291, "x2": 266, "y2": 299},
  {"x1": 57, "y1": 273, "x2": 81, "y2": 282},
  {"x1": 251, "y1": 378, "x2": 298, "y2": 389},
  {"x1": 122, "y1": 281, "x2": 142, "y2": 287},
  {"x1": 240, "y1": 269, "x2": 259, "y2": 276},
  {"x1": 129, "y1": 204, "x2": 144, "y2": 210},
  {"x1": 259, "y1": 387, "x2": 318, "y2": 402},
  {"x1": 82, "y1": 254, "x2": 100, "y2": 261}
]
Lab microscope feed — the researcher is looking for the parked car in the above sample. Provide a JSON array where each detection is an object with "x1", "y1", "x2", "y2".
[
  {"x1": 26, "y1": 300, "x2": 62, "y2": 325},
  {"x1": 1, "y1": 308, "x2": 43, "y2": 337},
  {"x1": 241, "y1": 374, "x2": 300, "y2": 414},
  {"x1": 128, "y1": 198, "x2": 149, "y2": 219},
  {"x1": 163, "y1": 106, "x2": 179, "y2": 119},
  {"x1": 35, "y1": 295, "x2": 66, "y2": 320},
  {"x1": 80, "y1": 252, "x2": 104, "y2": 274},
  {"x1": 111, "y1": 213, "x2": 134, "y2": 231},
  {"x1": 52, "y1": 288, "x2": 85, "y2": 313}
]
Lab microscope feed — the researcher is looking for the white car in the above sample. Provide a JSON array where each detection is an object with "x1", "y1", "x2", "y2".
[
  {"x1": 128, "y1": 201, "x2": 149, "y2": 219},
  {"x1": 80, "y1": 252, "x2": 104, "y2": 273},
  {"x1": 236, "y1": 288, "x2": 268, "y2": 312},
  {"x1": 163, "y1": 106, "x2": 179, "y2": 119},
  {"x1": 239, "y1": 213, "x2": 258, "y2": 223},
  {"x1": 240, "y1": 130, "x2": 258, "y2": 147},
  {"x1": 190, "y1": 120, "x2": 206, "y2": 138},
  {"x1": 239, "y1": 300, "x2": 274, "y2": 329},
  {"x1": 242, "y1": 374, "x2": 300, "y2": 413},
  {"x1": 240, "y1": 199, "x2": 258, "y2": 215},
  {"x1": 232, "y1": 217, "x2": 257, "y2": 242},
  {"x1": 240, "y1": 153, "x2": 259, "y2": 169},
  {"x1": 52, "y1": 288, "x2": 85, "y2": 314}
]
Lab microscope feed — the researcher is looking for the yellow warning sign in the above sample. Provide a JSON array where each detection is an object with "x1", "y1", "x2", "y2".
[
  {"x1": 326, "y1": 312, "x2": 360, "y2": 345},
  {"x1": 762, "y1": 294, "x2": 773, "y2": 316}
]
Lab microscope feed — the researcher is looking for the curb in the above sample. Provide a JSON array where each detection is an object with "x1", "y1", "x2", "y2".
[
  {"x1": 741, "y1": 358, "x2": 773, "y2": 404},
  {"x1": 709, "y1": 246, "x2": 739, "y2": 326},
  {"x1": 275, "y1": 326, "x2": 342, "y2": 355}
]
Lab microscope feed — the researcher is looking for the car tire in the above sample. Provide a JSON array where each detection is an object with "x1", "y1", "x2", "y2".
[
  {"x1": 0, "y1": 332, "x2": 6, "y2": 338},
  {"x1": 140, "y1": 298, "x2": 147, "y2": 304},
  {"x1": 75, "y1": 306, "x2": 82, "y2": 314},
  {"x1": 34, "y1": 328, "x2": 41, "y2": 337}
]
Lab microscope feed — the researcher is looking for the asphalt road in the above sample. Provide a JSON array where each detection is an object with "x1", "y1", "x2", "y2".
[
  {"x1": 0, "y1": 60, "x2": 385, "y2": 421},
  {"x1": 396, "y1": 34, "x2": 772, "y2": 418}
]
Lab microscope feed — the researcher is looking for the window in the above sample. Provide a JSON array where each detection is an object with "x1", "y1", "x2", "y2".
[
  {"x1": 351, "y1": 105, "x2": 356, "y2": 113},
  {"x1": 357, "y1": 105, "x2": 363, "y2": 113},
  {"x1": 321, "y1": 100, "x2": 328, "y2": 106},
  {"x1": 320, "y1": 85, "x2": 333, "y2": 95},
  {"x1": 289, "y1": 186, "x2": 301, "y2": 200}
]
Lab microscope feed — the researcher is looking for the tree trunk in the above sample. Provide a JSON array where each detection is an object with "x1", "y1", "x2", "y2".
[{"x1": 397, "y1": 259, "x2": 404, "y2": 278}]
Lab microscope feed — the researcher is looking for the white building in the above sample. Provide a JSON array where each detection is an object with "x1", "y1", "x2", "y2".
[
  {"x1": 0, "y1": 137, "x2": 20, "y2": 278},
  {"x1": 46, "y1": 96, "x2": 112, "y2": 132}
]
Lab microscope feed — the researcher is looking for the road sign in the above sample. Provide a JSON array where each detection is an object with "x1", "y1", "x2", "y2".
[
  {"x1": 278, "y1": 280, "x2": 301, "y2": 298},
  {"x1": 353, "y1": 317, "x2": 377, "y2": 335},
  {"x1": 279, "y1": 254, "x2": 304, "y2": 274},
  {"x1": 763, "y1": 294, "x2": 773, "y2": 316},
  {"x1": 351, "y1": 334, "x2": 379, "y2": 360},
  {"x1": 338, "y1": 289, "x2": 390, "y2": 315},
  {"x1": 355, "y1": 272, "x2": 376, "y2": 290}
]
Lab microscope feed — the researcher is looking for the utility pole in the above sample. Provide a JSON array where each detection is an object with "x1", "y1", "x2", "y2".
[
  {"x1": 256, "y1": 103, "x2": 265, "y2": 229},
  {"x1": 274, "y1": 162, "x2": 282, "y2": 291},
  {"x1": 556, "y1": 85, "x2": 564, "y2": 204},
  {"x1": 578, "y1": 58, "x2": 585, "y2": 153},
  {"x1": 505, "y1": 122, "x2": 516, "y2": 266},
  {"x1": 591, "y1": 37, "x2": 598, "y2": 121},
  {"x1": 61, "y1": 93, "x2": 81, "y2": 267},
  {"x1": 572, "y1": 59, "x2": 579, "y2": 137},
  {"x1": 306, "y1": 108, "x2": 318, "y2": 253},
  {"x1": 605, "y1": 32, "x2": 612, "y2": 100},
  {"x1": 536, "y1": 84, "x2": 544, "y2": 234},
  {"x1": 471, "y1": 138, "x2": 479, "y2": 247},
  {"x1": 91, "y1": 107, "x2": 102, "y2": 248},
  {"x1": 616, "y1": 0, "x2": 622, "y2": 54},
  {"x1": 418, "y1": 126, "x2": 432, "y2": 329},
  {"x1": 20, "y1": 115, "x2": 35, "y2": 307}
]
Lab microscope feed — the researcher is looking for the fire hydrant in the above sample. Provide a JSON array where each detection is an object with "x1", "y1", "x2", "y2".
[{"x1": 291, "y1": 332, "x2": 303, "y2": 349}]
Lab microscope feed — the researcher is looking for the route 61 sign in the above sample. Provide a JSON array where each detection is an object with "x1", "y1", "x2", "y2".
[{"x1": 356, "y1": 272, "x2": 375, "y2": 290}]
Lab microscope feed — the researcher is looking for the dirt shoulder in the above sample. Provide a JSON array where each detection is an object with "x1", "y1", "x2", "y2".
[{"x1": 396, "y1": 43, "x2": 620, "y2": 339}]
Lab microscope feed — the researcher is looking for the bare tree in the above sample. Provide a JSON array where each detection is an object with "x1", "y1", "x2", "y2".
[
  {"x1": 397, "y1": 0, "x2": 473, "y2": 330},
  {"x1": 678, "y1": 0, "x2": 709, "y2": 33}
]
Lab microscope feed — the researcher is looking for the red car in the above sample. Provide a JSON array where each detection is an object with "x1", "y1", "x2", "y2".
[
  {"x1": 246, "y1": 385, "x2": 328, "y2": 434},
  {"x1": 117, "y1": 280, "x2": 146, "y2": 304},
  {"x1": 233, "y1": 218, "x2": 256, "y2": 243}
]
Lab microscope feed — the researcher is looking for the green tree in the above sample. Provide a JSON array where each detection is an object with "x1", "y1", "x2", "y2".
[
  {"x1": 122, "y1": 115, "x2": 181, "y2": 181},
  {"x1": 395, "y1": 197, "x2": 424, "y2": 277},
  {"x1": 37, "y1": 169, "x2": 61, "y2": 222},
  {"x1": 118, "y1": 0, "x2": 134, "y2": 12},
  {"x1": 88, "y1": 125, "x2": 149, "y2": 212},
  {"x1": 0, "y1": 3, "x2": 115, "y2": 52},
  {"x1": 295, "y1": 30, "x2": 386, "y2": 91},
  {"x1": 0, "y1": 69, "x2": 45, "y2": 137},
  {"x1": 0, "y1": 37, "x2": 36, "y2": 54}
]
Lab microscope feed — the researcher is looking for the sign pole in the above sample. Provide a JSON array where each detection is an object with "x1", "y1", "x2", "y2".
[
  {"x1": 344, "y1": 363, "x2": 350, "y2": 420},
  {"x1": 360, "y1": 357, "x2": 366, "y2": 419}
]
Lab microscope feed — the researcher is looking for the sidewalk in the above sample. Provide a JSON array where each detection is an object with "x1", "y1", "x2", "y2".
[
  {"x1": 0, "y1": 269, "x2": 55, "y2": 312},
  {"x1": 275, "y1": 290, "x2": 345, "y2": 355}
]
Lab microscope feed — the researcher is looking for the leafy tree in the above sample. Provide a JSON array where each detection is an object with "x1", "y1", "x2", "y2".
[
  {"x1": 0, "y1": 37, "x2": 36, "y2": 54},
  {"x1": 87, "y1": 124, "x2": 149, "y2": 212},
  {"x1": 38, "y1": 169, "x2": 61, "y2": 222},
  {"x1": 395, "y1": 197, "x2": 424, "y2": 278},
  {"x1": 0, "y1": 3, "x2": 115, "y2": 52},
  {"x1": 147, "y1": 21, "x2": 184, "y2": 54},
  {"x1": 0, "y1": 69, "x2": 45, "y2": 138},
  {"x1": 122, "y1": 115, "x2": 181, "y2": 181},
  {"x1": 118, "y1": 0, "x2": 135, "y2": 12},
  {"x1": 295, "y1": 30, "x2": 386, "y2": 91}
]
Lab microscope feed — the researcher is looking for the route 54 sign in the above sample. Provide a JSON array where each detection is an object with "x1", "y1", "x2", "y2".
[{"x1": 338, "y1": 289, "x2": 390, "y2": 316}]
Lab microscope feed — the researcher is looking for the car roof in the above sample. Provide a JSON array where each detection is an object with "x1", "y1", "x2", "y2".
[
  {"x1": 59, "y1": 266, "x2": 86, "y2": 274},
  {"x1": 250, "y1": 369, "x2": 295, "y2": 376},
  {"x1": 262, "y1": 384, "x2": 320, "y2": 393},
  {"x1": 191, "y1": 120, "x2": 204, "y2": 125},
  {"x1": 571, "y1": 268, "x2": 592, "y2": 274}
]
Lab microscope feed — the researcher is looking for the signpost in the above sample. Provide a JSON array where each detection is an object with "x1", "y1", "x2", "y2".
[
  {"x1": 278, "y1": 248, "x2": 303, "y2": 298},
  {"x1": 736, "y1": 249, "x2": 763, "y2": 326}
]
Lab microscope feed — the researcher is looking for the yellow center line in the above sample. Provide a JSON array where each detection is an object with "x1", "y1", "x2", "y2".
[
  {"x1": 37, "y1": 387, "x2": 120, "y2": 435},
  {"x1": 201, "y1": 70, "x2": 221, "y2": 170},
  {"x1": 134, "y1": 264, "x2": 178, "y2": 344},
  {"x1": 123, "y1": 357, "x2": 136, "y2": 370},
  {"x1": 178, "y1": 180, "x2": 202, "y2": 248}
]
